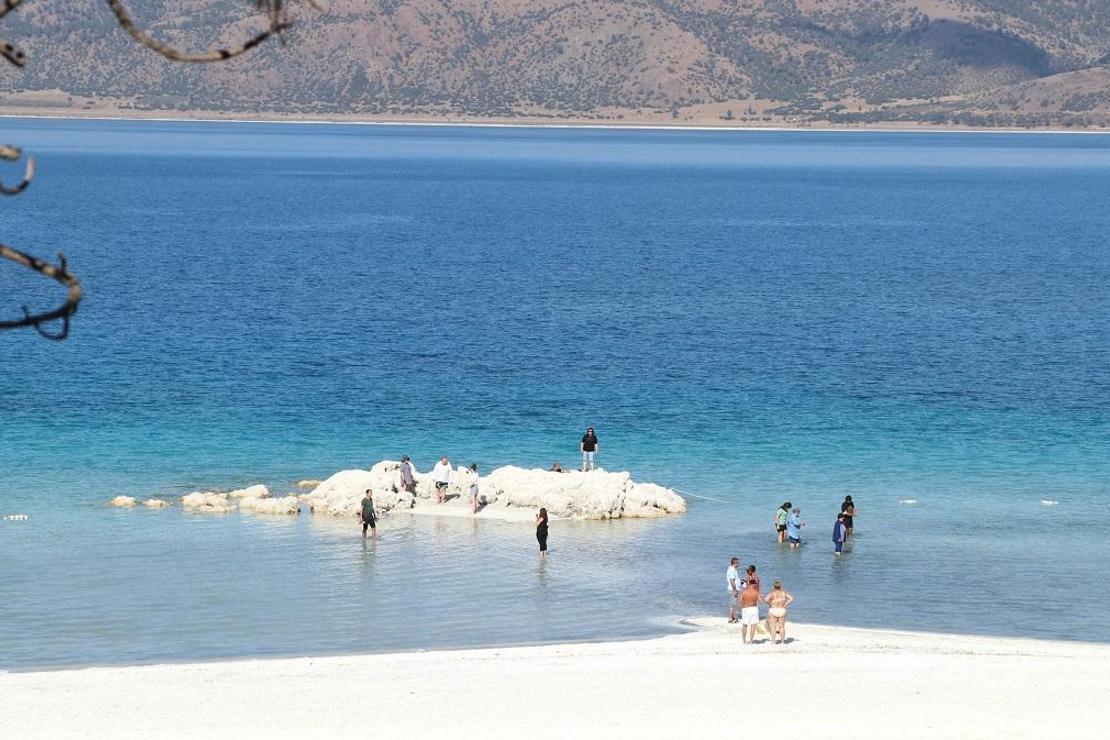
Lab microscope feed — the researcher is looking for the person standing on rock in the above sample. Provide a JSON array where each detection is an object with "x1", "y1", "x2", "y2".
[
  {"x1": 360, "y1": 488, "x2": 377, "y2": 539},
  {"x1": 535, "y1": 507, "x2": 549, "y2": 558},
  {"x1": 399, "y1": 456, "x2": 416, "y2": 494},
  {"x1": 580, "y1": 426, "x2": 599, "y2": 471},
  {"x1": 432, "y1": 456, "x2": 453, "y2": 504},
  {"x1": 469, "y1": 463, "x2": 481, "y2": 514}
]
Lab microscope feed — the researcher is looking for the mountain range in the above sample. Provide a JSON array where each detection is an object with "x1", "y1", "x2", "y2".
[{"x1": 1, "y1": 0, "x2": 1109, "y2": 127}]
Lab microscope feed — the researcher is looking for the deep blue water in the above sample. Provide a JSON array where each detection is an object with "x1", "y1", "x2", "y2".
[{"x1": 1, "y1": 119, "x2": 1109, "y2": 669}]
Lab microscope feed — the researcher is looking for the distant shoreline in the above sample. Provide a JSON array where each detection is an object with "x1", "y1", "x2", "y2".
[{"x1": 3, "y1": 109, "x2": 1110, "y2": 135}]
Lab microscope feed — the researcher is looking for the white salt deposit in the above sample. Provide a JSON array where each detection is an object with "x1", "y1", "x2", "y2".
[
  {"x1": 143, "y1": 498, "x2": 171, "y2": 508},
  {"x1": 227, "y1": 484, "x2": 269, "y2": 499},
  {"x1": 109, "y1": 496, "x2": 138, "y2": 507},
  {"x1": 239, "y1": 496, "x2": 301, "y2": 515},
  {"x1": 181, "y1": 491, "x2": 236, "y2": 513}
]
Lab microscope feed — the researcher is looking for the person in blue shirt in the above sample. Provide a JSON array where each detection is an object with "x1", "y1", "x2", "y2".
[
  {"x1": 786, "y1": 507, "x2": 804, "y2": 549},
  {"x1": 833, "y1": 513, "x2": 847, "y2": 556}
]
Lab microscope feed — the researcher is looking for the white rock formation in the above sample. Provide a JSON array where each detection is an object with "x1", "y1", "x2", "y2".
[
  {"x1": 240, "y1": 496, "x2": 301, "y2": 515},
  {"x1": 143, "y1": 498, "x2": 171, "y2": 508},
  {"x1": 305, "y1": 462, "x2": 685, "y2": 521},
  {"x1": 181, "y1": 491, "x2": 236, "y2": 514},
  {"x1": 479, "y1": 467, "x2": 686, "y2": 520},
  {"x1": 227, "y1": 484, "x2": 269, "y2": 499},
  {"x1": 296, "y1": 479, "x2": 323, "y2": 489},
  {"x1": 109, "y1": 496, "x2": 137, "y2": 507},
  {"x1": 303, "y1": 465, "x2": 415, "y2": 517}
]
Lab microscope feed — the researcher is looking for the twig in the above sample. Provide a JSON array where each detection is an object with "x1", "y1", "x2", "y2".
[
  {"x1": 0, "y1": 144, "x2": 34, "y2": 194},
  {"x1": 104, "y1": 0, "x2": 293, "y2": 63},
  {"x1": 0, "y1": 244, "x2": 82, "y2": 339}
]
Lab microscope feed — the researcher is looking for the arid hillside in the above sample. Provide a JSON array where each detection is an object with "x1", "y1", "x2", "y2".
[{"x1": 1, "y1": 0, "x2": 1108, "y2": 126}]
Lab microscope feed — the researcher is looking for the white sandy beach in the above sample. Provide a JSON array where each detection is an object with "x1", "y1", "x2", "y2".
[{"x1": 5, "y1": 620, "x2": 1109, "y2": 739}]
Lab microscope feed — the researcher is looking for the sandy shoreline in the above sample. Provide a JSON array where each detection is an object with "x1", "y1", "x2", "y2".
[
  {"x1": 3, "y1": 109, "x2": 1110, "y2": 135},
  {"x1": 5, "y1": 620, "x2": 1109, "y2": 739}
]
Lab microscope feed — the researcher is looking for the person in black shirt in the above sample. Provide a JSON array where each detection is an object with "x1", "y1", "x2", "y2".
[
  {"x1": 580, "y1": 426, "x2": 599, "y2": 471},
  {"x1": 360, "y1": 489, "x2": 376, "y2": 539}
]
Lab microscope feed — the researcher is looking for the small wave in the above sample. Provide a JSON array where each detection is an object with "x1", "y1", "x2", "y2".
[
  {"x1": 898, "y1": 499, "x2": 918, "y2": 506},
  {"x1": 1040, "y1": 500, "x2": 1060, "y2": 507},
  {"x1": 3, "y1": 514, "x2": 29, "y2": 521}
]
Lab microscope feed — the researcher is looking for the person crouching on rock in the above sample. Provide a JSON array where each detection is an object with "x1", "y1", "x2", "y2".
[{"x1": 360, "y1": 488, "x2": 377, "y2": 539}]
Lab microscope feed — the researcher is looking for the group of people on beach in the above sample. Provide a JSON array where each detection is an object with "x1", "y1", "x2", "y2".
[
  {"x1": 723, "y1": 496, "x2": 859, "y2": 641},
  {"x1": 358, "y1": 427, "x2": 601, "y2": 555},
  {"x1": 773, "y1": 495, "x2": 857, "y2": 555},
  {"x1": 725, "y1": 559, "x2": 795, "y2": 645}
]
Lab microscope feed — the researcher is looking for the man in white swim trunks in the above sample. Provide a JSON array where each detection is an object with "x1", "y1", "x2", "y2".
[{"x1": 738, "y1": 580, "x2": 761, "y2": 644}]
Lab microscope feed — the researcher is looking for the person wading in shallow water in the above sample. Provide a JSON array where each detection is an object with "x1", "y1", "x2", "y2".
[
  {"x1": 763, "y1": 580, "x2": 794, "y2": 645},
  {"x1": 535, "y1": 507, "x2": 549, "y2": 558},
  {"x1": 840, "y1": 495, "x2": 858, "y2": 538},
  {"x1": 360, "y1": 489, "x2": 376, "y2": 539},
  {"x1": 774, "y1": 502, "x2": 791, "y2": 543},
  {"x1": 580, "y1": 426, "x2": 599, "y2": 471},
  {"x1": 833, "y1": 513, "x2": 847, "y2": 556}
]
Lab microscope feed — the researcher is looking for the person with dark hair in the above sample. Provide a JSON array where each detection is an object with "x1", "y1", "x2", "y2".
[
  {"x1": 840, "y1": 495, "x2": 857, "y2": 538},
  {"x1": 360, "y1": 488, "x2": 376, "y2": 539},
  {"x1": 774, "y1": 502, "x2": 791, "y2": 543},
  {"x1": 469, "y1": 463, "x2": 480, "y2": 514},
  {"x1": 726, "y1": 557, "x2": 741, "y2": 623},
  {"x1": 399, "y1": 455, "x2": 416, "y2": 494},
  {"x1": 744, "y1": 563, "x2": 760, "y2": 592},
  {"x1": 580, "y1": 426, "x2": 599, "y2": 471},
  {"x1": 535, "y1": 507, "x2": 549, "y2": 558},
  {"x1": 833, "y1": 513, "x2": 847, "y2": 556}
]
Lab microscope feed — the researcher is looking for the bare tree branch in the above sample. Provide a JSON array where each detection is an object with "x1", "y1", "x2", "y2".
[
  {"x1": 0, "y1": 0, "x2": 29, "y2": 22},
  {"x1": 104, "y1": 0, "x2": 293, "y2": 63},
  {"x1": 0, "y1": 143, "x2": 34, "y2": 194},
  {"x1": 0, "y1": 244, "x2": 81, "y2": 339}
]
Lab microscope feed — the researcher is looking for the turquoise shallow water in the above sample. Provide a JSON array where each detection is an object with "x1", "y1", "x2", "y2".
[{"x1": 1, "y1": 119, "x2": 1109, "y2": 668}]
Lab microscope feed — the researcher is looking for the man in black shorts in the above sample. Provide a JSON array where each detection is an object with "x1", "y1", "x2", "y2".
[{"x1": 360, "y1": 488, "x2": 376, "y2": 539}]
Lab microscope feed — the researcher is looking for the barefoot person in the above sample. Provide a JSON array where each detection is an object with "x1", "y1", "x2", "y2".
[
  {"x1": 580, "y1": 426, "x2": 599, "y2": 471},
  {"x1": 535, "y1": 507, "x2": 549, "y2": 558},
  {"x1": 841, "y1": 495, "x2": 857, "y2": 538},
  {"x1": 469, "y1": 463, "x2": 480, "y2": 514},
  {"x1": 763, "y1": 580, "x2": 794, "y2": 644},
  {"x1": 774, "y1": 502, "x2": 791, "y2": 543},
  {"x1": 739, "y1": 580, "x2": 762, "y2": 644},
  {"x1": 431, "y1": 456, "x2": 452, "y2": 504},
  {"x1": 833, "y1": 513, "x2": 847, "y2": 556},
  {"x1": 399, "y1": 455, "x2": 416, "y2": 494},
  {"x1": 360, "y1": 489, "x2": 376, "y2": 539},
  {"x1": 787, "y1": 507, "x2": 804, "y2": 549},
  {"x1": 726, "y1": 557, "x2": 741, "y2": 623}
]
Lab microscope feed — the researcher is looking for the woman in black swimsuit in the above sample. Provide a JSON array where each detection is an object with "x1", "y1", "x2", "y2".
[{"x1": 535, "y1": 507, "x2": 549, "y2": 558}]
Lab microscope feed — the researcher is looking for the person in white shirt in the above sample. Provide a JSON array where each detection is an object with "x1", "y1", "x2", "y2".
[
  {"x1": 726, "y1": 557, "x2": 741, "y2": 623},
  {"x1": 431, "y1": 456, "x2": 453, "y2": 504}
]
